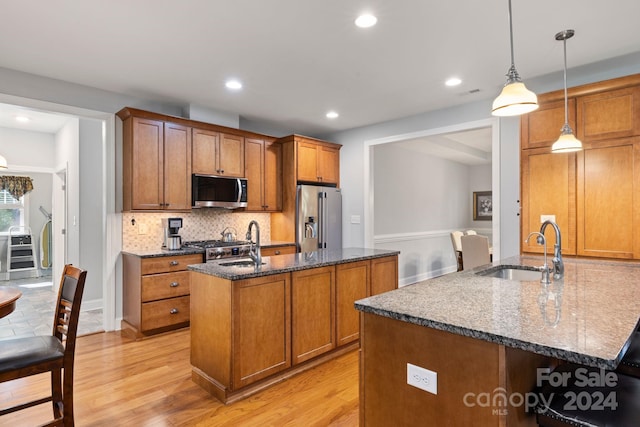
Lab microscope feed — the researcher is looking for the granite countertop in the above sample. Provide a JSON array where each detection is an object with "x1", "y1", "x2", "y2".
[
  {"x1": 355, "y1": 255, "x2": 640, "y2": 369},
  {"x1": 188, "y1": 247, "x2": 399, "y2": 280},
  {"x1": 121, "y1": 247, "x2": 205, "y2": 258}
]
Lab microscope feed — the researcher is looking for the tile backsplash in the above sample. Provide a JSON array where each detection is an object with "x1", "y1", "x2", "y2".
[{"x1": 122, "y1": 210, "x2": 271, "y2": 252}]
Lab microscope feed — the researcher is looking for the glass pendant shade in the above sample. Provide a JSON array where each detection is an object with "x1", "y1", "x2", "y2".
[
  {"x1": 492, "y1": 81, "x2": 539, "y2": 116},
  {"x1": 491, "y1": 0, "x2": 538, "y2": 117},
  {"x1": 552, "y1": 125, "x2": 582, "y2": 153},
  {"x1": 0, "y1": 154, "x2": 7, "y2": 169}
]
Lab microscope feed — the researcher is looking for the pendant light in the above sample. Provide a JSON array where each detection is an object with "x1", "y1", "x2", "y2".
[
  {"x1": 492, "y1": 0, "x2": 538, "y2": 116},
  {"x1": 0, "y1": 155, "x2": 7, "y2": 169},
  {"x1": 551, "y1": 30, "x2": 582, "y2": 153}
]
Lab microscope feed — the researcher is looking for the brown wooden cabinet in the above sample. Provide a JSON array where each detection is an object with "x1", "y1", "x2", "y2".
[
  {"x1": 232, "y1": 274, "x2": 291, "y2": 389},
  {"x1": 336, "y1": 260, "x2": 369, "y2": 346},
  {"x1": 370, "y1": 255, "x2": 399, "y2": 295},
  {"x1": 296, "y1": 139, "x2": 340, "y2": 184},
  {"x1": 291, "y1": 266, "x2": 336, "y2": 365},
  {"x1": 192, "y1": 128, "x2": 245, "y2": 177},
  {"x1": 520, "y1": 74, "x2": 640, "y2": 260},
  {"x1": 244, "y1": 138, "x2": 282, "y2": 211},
  {"x1": 122, "y1": 252, "x2": 202, "y2": 338},
  {"x1": 260, "y1": 244, "x2": 296, "y2": 257},
  {"x1": 576, "y1": 138, "x2": 640, "y2": 258},
  {"x1": 121, "y1": 117, "x2": 192, "y2": 211}
]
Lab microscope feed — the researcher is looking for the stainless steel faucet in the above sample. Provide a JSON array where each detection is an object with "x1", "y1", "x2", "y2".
[
  {"x1": 526, "y1": 232, "x2": 551, "y2": 284},
  {"x1": 539, "y1": 220, "x2": 564, "y2": 280},
  {"x1": 246, "y1": 220, "x2": 261, "y2": 267}
]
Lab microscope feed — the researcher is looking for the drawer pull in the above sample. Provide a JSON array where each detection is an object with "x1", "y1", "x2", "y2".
[
  {"x1": 275, "y1": 250, "x2": 281, "y2": 255},
  {"x1": 170, "y1": 308, "x2": 179, "y2": 314},
  {"x1": 170, "y1": 282, "x2": 179, "y2": 287},
  {"x1": 169, "y1": 261, "x2": 179, "y2": 266}
]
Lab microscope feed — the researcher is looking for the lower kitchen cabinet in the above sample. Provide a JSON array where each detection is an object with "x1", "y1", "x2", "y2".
[
  {"x1": 371, "y1": 255, "x2": 399, "y2": 295},
  {"x1": 292, "y1": 266, "x2": 336, "y2": 364},
  {"x1": 260, "y1": 244, "x2": 296, "y2": 257},
  {"x1": 232, "y1": 274, "x2": 291, "y2": 389},
  {"x1": 122, "y1": 252, "x2": 202, "y2": 338},
  {"x1": 336, "y1": 260, "x2": 370, "y2": 346}
]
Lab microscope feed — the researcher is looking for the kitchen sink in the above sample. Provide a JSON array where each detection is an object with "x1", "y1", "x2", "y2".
[
  {"x1": 218, "y1": 260, "x2": 265, "y2": 267},
  {"x1": 477, "y1": 266, "x2": 543, "y2": 281}
]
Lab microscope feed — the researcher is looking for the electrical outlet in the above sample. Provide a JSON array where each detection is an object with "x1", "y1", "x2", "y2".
[
  {"x1": 407, "y1": 363, "x2": 437, "y2": 394},
  {"x1": 138, "y1": 223, "x2": 148, "y2": 235},
  {"x1": 540, "y1": 214, "x2": 556, "y2": 223}
]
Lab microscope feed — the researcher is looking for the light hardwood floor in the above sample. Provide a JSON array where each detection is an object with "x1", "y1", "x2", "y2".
[{"x1": 0, "y1": 329, "x2": 359, "y2": 426}]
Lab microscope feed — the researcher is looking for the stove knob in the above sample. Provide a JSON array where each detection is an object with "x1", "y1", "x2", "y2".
[{"x1": 214, "y1": 248, "x2": 225, "y2": 259}]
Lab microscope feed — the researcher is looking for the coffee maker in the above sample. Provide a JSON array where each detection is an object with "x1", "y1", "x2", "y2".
[{"x1": 161, "y1": 217, "x2": 183, "y2": 249}]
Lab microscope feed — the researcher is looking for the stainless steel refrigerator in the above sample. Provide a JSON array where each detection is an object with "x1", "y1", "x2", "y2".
[{"x1": 296, "y1": 185, "x2": 342, "y2": 253}]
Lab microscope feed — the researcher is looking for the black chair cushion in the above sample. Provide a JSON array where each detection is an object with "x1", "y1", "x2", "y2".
[
  {"x1": 618, "y1": 331, "x2": 640, "y2": 378},
  {"x1": 536, "y1": 363, "x2": 640, "y2": 427},
  {"x1": 0, "y1": 336, "x2": 64, "y2": 374}
]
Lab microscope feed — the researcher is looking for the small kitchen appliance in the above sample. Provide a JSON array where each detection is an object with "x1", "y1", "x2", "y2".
[{"x1": 161, "y1": 217, "x2": 183, "y2": 249}]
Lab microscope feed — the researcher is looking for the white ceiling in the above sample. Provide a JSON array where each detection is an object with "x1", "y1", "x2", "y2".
[
  {"x1": 397, "y1": 127, "x2": 493, "y2": 166},
  {"x1": 0, "y1": 1, "x2": 639, "y2": 138}
]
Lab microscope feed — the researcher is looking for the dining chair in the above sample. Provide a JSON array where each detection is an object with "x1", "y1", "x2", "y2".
[
  {"x1": 461, "y1": 235, "x2": 491, "y2": 270},
  {"x1": 450, "y1": 231, "x2": 464, "y2": 271},
  {"x1": 0, "y1": 264, "x2": 87, "y2": 427}
]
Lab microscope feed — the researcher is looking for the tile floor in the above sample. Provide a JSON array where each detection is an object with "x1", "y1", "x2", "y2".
[{"x1": 0, "y1": 274, "x2": 103, "y2": 339}]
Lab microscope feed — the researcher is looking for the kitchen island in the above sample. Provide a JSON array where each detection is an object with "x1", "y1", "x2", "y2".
[
  {"x1": 355, "y1": 255, "x2": 640, "y2": 426},
  {"x1": 188, "y1": 248, "x2": 399, "y2": 403}
]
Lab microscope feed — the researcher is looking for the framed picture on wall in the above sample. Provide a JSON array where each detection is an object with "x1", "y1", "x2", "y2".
[{"x1": 473, "y1": 191, "x2": 492, "y2": 221}]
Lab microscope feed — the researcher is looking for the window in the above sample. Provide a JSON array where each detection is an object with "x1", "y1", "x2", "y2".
[{"x1": 0, "y1": 189, "x2": 27, "y2": 234}]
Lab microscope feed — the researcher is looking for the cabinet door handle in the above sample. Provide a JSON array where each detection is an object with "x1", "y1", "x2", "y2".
[
  {"x1": 170, "y1": 282, "x2": 179, "y2": 287},
  {"x1": 170, "y1": 308, "x2": 179, "y2": 314},
  {"x1": 220, "y1": 169, "x2": 224, "y2": 174},
  {"x1": 169, "y1": 261, "x2": 179, "y2": 266},
  {"x1": 275, "y1": 250, "x2": 281, "y2": 255}
]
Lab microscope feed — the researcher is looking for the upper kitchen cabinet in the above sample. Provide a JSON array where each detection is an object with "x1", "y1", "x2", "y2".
[
  {"x1": 244, "y1": 138, "x2": 282, "y2": 212},
  {"x1": 521, "y1": 99, "x2": 576, "y2": 150},
  {"x1": 296, "y1": 139, "x2": 340, "y2": 185},
  {"x1": 576, "y1": 86, "x2": 640, "y2": 142},
  {"x1": 192, "y1": 128, "x2": 245, "y2": 177},
  {"x1": 119, "y1": 111, "x2": 192, "y2": 211},
  {"x1": 520, "y1": 74, "x2": 640, "y2": 260}
]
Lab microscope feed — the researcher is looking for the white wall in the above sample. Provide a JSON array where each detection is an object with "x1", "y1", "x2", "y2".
[{"x1": 79, "y1": 118, "x2": 104, "y2": 302}]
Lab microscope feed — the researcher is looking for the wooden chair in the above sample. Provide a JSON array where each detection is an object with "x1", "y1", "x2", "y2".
[
  {"x1": 461, "y1": 234, "x2": 491, "y2": 270},
  {"x1": 0, "y1": 264, "x2": 87, "y2": 426},
  {"x1": 450, "y1": 231, "x2": 464, "y2": 271}
]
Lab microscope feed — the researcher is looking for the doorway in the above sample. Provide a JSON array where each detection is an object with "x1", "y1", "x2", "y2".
[
  {"x1": 52, "y1": 167, "x2": 67, "y2": 292},
  {"x1": 363, "y1": 118, "x2": 500, "y2": 286}
]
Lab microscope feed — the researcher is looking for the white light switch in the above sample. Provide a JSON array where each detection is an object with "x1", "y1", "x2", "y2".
[
  {"x1": 407, "y1": 363, "x2": 437, "y2": 395},
  {"x1": 351, "y1": 215, "x2": 361, "y2": 224},
  {"x1": 540, "y1": 214, "x2": 556, "y2": 224}
]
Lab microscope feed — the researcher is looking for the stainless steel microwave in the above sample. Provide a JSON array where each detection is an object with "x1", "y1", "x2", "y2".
[{"x1": 191, "y1": 174, "x2": 248, "y2": 209}]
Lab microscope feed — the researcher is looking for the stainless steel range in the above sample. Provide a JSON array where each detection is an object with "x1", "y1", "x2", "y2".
[{"x1": 182, "y1": 240, "x2": 252, "y2": 261}]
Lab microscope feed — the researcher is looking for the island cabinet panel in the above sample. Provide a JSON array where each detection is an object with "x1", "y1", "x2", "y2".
[
  {"x1": 360, "y1": 313, "x2": 552, "y2": 426},
  {"x1": 370, "y1": 255, "x2": 399, "y2": 295},
  {"x1": 232, "y1": 274, "x2": 291, "y2": 389},
  {"x1": 336, "y1": 260, "x2": 370, "y2": 346},
  {"x1": 122, "y1": 253, "x2": 202, "y2": 338},
  {"x1": 576, "y1": 139, "x2": 640, "y2": 258},
  {"x1": 292, "y1": 266, "x2": 336, "y2": 364},
  {"x1": 520, "y1": 149, "x2": 576, "y2": 256}
]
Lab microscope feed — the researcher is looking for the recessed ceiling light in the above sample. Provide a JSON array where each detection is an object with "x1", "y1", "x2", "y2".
[
  {"x1": 326, "y1": 111, "x2": 339, "y2": 119},
  {"x1": 15, "y1": 115, "x2": 30, "y2": 123},
  {"x1": 355, "y1": 14, "x2": 377, "y2": 28},
  {"x1": 445, "y1": 77, "x2": 462, "y2": 87},
  {"x1": 225, "y1": 79, "x2": 242, "y2": 90}
]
